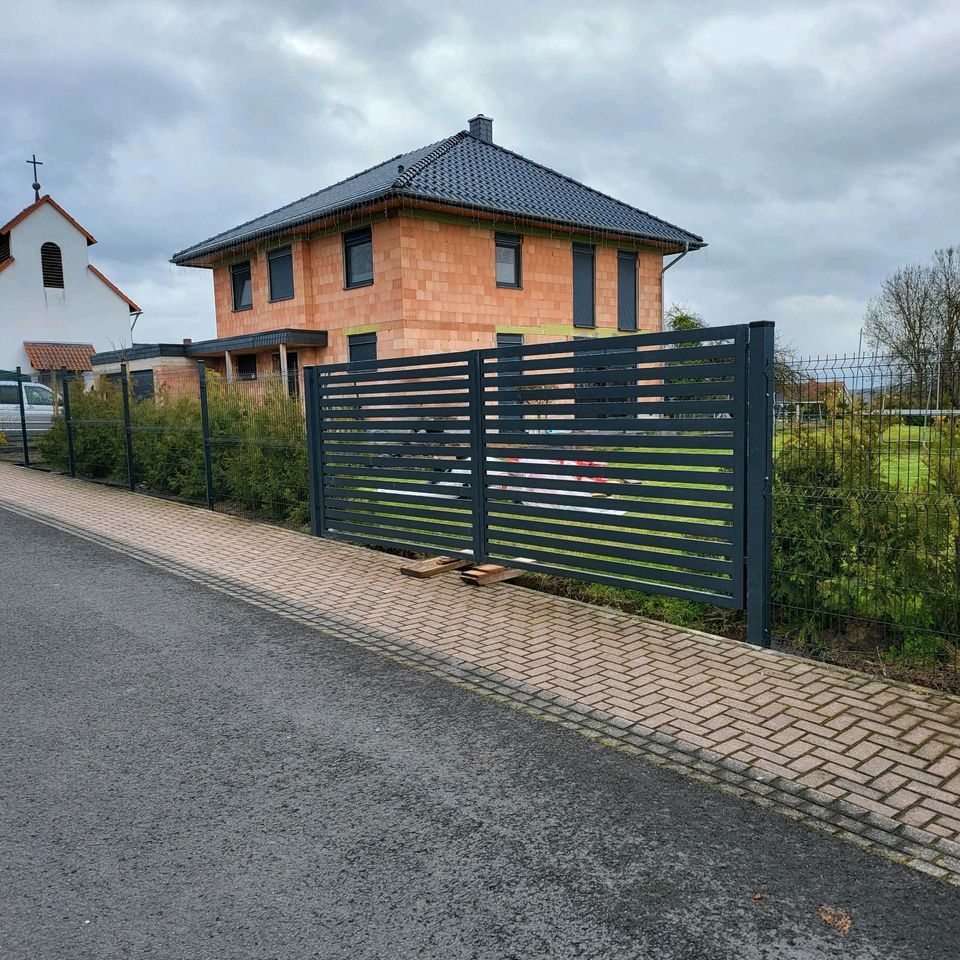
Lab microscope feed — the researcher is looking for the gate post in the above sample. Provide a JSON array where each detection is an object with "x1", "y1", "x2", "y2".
[
  {"x1": 467, "y1": 351, "x2": 488, "y2": 563},
  {"x1": 15, "y1": 366, "x2": 30, "y2": 467},
  {"x1": 304, "y1": 367, "x2": 326, "y2": 537},
  {"x1": 745, "y1": 321, "x2": 775, "y2": 647},
  {"x1": 197, "y1": 362, "x2": 215, "y2": 510},
  {"x1": 61, "y1": 371, "x2": 76, "y2": 477},
  {"x1": 120, "y1": 361, "x2": 135, "y2": 491}
]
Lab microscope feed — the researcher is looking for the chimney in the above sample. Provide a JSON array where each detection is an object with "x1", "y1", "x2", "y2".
[
  {"x1": 468, "y1": 114, "x2": 493, "y2": 144},
  {"x1": 182, "y1": 338, "x2": 192, "y2": 345}
]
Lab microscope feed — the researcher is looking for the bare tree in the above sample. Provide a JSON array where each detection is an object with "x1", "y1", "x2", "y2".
[{"x1": 864, "y1": 247, "x2": 960, "y2": 406}]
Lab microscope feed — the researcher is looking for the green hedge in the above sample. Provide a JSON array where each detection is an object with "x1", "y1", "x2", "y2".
[{"x1": 38, "y1": 376, "x2": 309, "y2": 528}]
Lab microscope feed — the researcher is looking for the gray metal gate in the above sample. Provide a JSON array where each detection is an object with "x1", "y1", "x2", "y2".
[{"x1": 305, "y1": 322, "x2": 774, "y2": 644}]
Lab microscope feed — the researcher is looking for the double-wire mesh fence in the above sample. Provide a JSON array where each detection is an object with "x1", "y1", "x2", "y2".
[
  {"x1": 15, "y1": 364, "x2": 309, "y2": 529},
  {"x1": 773, "y1": 353, "x2": 959, "y2": 682}
]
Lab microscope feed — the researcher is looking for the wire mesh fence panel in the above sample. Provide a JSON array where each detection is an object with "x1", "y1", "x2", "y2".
[
  {"x1": 128, "y1": 367, "x2": 208, "y2": 507},
  {"x1": 206, "y1": 372, "x2": 309, "y2": 528},
  {"x1": 479, "y1": 328, "x2": 748, "y2": 606},
  {"x1": 311, "y1": 350, "x2": 477, "y2": 555},
  {"x1": 773, "y1": 353, "x2": 960, "y2": 680}
]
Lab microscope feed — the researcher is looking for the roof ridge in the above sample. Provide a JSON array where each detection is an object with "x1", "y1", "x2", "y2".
[
  {"x1": 441, "y1": 137, "x2": 704, "y2": 245},
  {"x1": 392, "y1": 133, "x2": 467, "y2": 189},
  {"x1": 172, "y1": 139, "x2": 448, "y2": 260}
]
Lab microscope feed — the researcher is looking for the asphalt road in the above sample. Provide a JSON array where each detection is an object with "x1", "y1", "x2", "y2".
[{"x1": 1, "y1": 507, "x2": 958, "y2": 959}]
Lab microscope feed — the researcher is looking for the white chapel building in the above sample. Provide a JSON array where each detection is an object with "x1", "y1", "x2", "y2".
[{"x1": 0, "y1": 191, "x2": 140, "y2": 383}]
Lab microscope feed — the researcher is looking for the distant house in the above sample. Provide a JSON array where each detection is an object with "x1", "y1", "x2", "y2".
[
  {"x1": 99, "y1": 115, "x2": 703, "y2": 393},
  {"x1": 0, "y1": 194, "x2": 140, "y2": 385}
]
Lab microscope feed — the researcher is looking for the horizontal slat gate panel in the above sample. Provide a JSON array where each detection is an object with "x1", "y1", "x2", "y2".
[
  {"x1": 310, "y1": 328, "x2": 747, "y2": 607},
  {"x1": 477, "y1": 327, "x2": 745, "y2": 605},
  {"x1": 317, "y1": 353, "x2": 476, "y2": 555}
]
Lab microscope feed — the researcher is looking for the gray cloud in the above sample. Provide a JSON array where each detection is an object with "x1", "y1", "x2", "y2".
[{"x1": 2, "y1": 0, "x2": 958, "y2": 353}]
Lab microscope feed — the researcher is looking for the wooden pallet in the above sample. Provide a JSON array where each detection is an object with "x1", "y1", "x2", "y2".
[
  {"x1": 400, "y1": 556, "x2": 469, "y2": 579},
  {"x1": 460, "y1": 563, "x2": 522, "y2": 586}
]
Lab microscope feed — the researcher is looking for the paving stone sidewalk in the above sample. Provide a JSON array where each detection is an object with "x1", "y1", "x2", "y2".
[{"x1": 2, "y1": 462, "x2": 960, "y2": 882}]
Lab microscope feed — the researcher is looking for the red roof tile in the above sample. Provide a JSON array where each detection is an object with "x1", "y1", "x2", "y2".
[{"x1": 24, "y1": 342, "x2": 95, "y2": 372}]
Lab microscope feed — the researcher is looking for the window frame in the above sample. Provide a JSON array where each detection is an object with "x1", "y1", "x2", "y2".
[
  {"x1": 343, "y1": 227, "x2": 374, "y2": 290},
  {"x1": 41, "y1": 242, "x2": 64, "y2": 289},
  {"x1": 267, "y1": 245, "x2": 294, "y2": 303},
  {"x1": 230, "y1": 260, "x2": 253, "y2": 312},
  {"x1": 617, "y1": 250, "x2": 638, "y2": 332},
  {"x1": 572, "y1": 242, "x2": 595, "y2": 328},
  {"x1": 348, "y1": 332, "x2": 378, "y2": 364},
  {"x1": 494, "y1": 232, "x2": 522, "y2": 289}
]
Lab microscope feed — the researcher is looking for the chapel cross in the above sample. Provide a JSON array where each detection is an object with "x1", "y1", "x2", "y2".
[{"x1": 26, "y1": 154, "x2": 43, "y2": 202}]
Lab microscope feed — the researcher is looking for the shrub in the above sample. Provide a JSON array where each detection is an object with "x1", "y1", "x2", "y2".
[{"x1": 38, "y1": 374, "x2": 310, "y2": 528}]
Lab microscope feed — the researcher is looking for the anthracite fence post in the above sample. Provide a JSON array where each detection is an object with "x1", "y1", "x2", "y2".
[
  {"x1": 61, "y1": 371, "x2": 76, "y2": 477},
  {"x1": 745, "y1": 320, "x2": 775, "y2": 647},
  {"x1": 15, "y1": 366, "x2": 30, "y2": 468},
  {"x1": 120, "y1": 361, "x2": 135, "y2": 492},
  {"x1": 197, "y1": 362, "x2": 215, "y2": 510},
  {"x1": 468, "y1": 350, "x2": 488, "y2": 564},
  {"x1": 304, "y1": 366, "x2": 326, "y2": 537}
]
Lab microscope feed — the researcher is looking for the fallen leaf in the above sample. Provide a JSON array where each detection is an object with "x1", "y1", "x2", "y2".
[{"x1": 819, "y1": 905, "x2": 853, "y2": 935}]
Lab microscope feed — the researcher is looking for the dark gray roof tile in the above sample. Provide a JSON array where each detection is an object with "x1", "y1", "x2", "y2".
[{"x1": 172, "y1": 130, "x2": 702, "y2": 264}]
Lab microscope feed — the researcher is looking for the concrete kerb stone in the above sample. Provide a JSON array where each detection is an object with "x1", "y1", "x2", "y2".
[{"x1": 1, "y1": 493, "x2": 959, "y2": 888}]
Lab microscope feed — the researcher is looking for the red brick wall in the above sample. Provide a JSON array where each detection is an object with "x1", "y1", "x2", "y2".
[{"x1": 210, "y1": 213, "x2": 664, "y2": 364}]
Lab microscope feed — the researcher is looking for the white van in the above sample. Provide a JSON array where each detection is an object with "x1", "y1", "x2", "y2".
[{"x1": 0, "y1": 381, "x2": 57, "y2": 437}]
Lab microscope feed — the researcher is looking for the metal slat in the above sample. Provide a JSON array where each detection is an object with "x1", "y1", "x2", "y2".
[
  {"x1": 481, "y1": 417, "x2": 733, "y2": 434},
  {"x1": 481, "y1": 542, "x2": 734, "y2": 593},
  {"x1": 320, "y1": 376, "x2": 469, "y2": 404},
  {"x1": 318, "y1": 349, "x2": 474, "y2": 376},
  {"x1": 483, "y1": 486, "x2": 735, "y2": 522},
  {"x1": 484, "y1": 500, "x2": 736, "y2": 543},
  {"x1": 480, "y1": 335, "x2": 738, "y2": 363},
  {"x1": 486, "y1": 526, "x2": 734, "y2": 573},
  {"x1": 323, "y1": 442, "x2": 472, "y2": 458},
  {"x1": 320, "y1": 430, "x2": 471, "y2": 443},
  {"x1": 484, "y1": 447, "x2": 735, "y2": 468},
  {"x1": 486, "y1": 474, "x2": 736, "y2": 503},
  {"x1": 319, "y1": 391, "x2": 471, "y2": 408},
  {"x1": 325, "y1": 465, "x2": 472, "y2": 485},
  {"x1": 321, "y1": 420, "x2": 470, "y2": 435},
  {"x1": 482, "y1": 432, "x2": 736, "y2": 450},
  {"x1": 324, "y1": 525, "x2": 472, "y2": 553},
  {"x1": 480, "y1": 555, "x2": 739, "y2": 607},
  {"x1": 483, "y1": 364, "x2": 739, "y2": 390},
  {"x1": 325, "y1": 510, "x2": 472, "y2": 540},
  {"x1": 316, "y1": 405, "x2": 474, "y2": 420},
  {"x1": 323, "y1": 487, "x2": 471, "y2": 511},
  {"x1": 483, "y1": 399, "x2": 737, "y2": 418},
  {"x1": 486, "y1": 460, "x2": 733, "y2": 485},
  {"x1": 325, "y1": 502, "x2": 475, "y2": 527},
  {"x1": 324, "y1": 454, "x2": 471, "y2": 472}
]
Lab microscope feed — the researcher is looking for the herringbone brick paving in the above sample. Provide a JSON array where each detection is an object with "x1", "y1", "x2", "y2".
[{"x1": 2, "y1": 463, "x2": 959, "y2": 844}]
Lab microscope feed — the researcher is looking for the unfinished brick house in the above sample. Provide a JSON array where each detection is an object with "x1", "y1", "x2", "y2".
[{"x1": 95, "y1": 115, "x2": 703, "y2": 392}]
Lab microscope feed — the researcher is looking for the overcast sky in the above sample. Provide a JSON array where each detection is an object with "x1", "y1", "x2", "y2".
[{"x1": 2, "y1": 0, "x2": 958, "y2": 356}]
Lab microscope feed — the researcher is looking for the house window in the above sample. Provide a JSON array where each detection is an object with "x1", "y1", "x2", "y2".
[
  {"x1": 495, "y1": 233, "x2": 521, "y2": 288},
  {"x1": 617, "y1": 251, "x2": 638, "y2": 331},
  {"x1": 231, "y1": 261, "x2": 252, "y2": 311},
  {"x1": 130, "y1": 369, "x2": 155, "y2": 401},
  {"x1": 572, "y1": 242, "x2": 595, "y2": 328},
  {"x1": 0, "y1": 232, "x2": 9, "y2": 263},
  {"x1": 41, "y1": 242, "x2": 64, "y2": 288},
  {"x1": 268, "y1": 246, "x2": 294, "y2": 302},
  {"x1": 348, "y1": 332, "x2": 377, "y2": 363},
  {"x1": 235, "y1": 354, "x2": 257, "y2": 380},
  {"x1": 343, "y1": 227, "x2": 373, "y2": 288}
]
